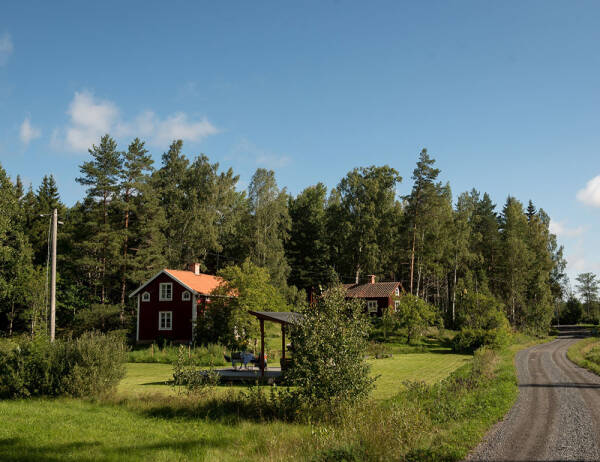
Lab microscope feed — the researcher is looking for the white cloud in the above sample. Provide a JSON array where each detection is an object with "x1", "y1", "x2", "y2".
[
  {"x1": 0, "y1": 32, "x2": 13, "y2": 66},
  {"x1": 59, "y1": 91, "x2": 217, "y2": 152},
  {"x1": 549, "y1": 220, "x2": 585, "y2": 238},
  {"x1": 64, "y1": 91, "x2": 119, "y2": 151},
  {"x1": 577, "y1": 175, "x2": 600, "y2": 207},
  {"x1": 19, "y1": 117, "x2": 41, "y2": 145}
]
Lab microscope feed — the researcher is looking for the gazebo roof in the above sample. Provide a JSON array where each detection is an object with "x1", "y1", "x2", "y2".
[{"x1": 248, "y1": 311, "x2": 303, "y2": 325}]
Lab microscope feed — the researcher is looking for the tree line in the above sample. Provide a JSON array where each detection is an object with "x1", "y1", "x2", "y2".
[{"x1": 0, "y1": 135, "x2": 580, "y2": 338}]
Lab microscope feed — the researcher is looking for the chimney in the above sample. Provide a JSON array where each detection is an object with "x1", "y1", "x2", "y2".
[
  {"x1": 369, "y1": 274, "x2": 376, "y2": 284},
  {"x1": 188, "y1": 263, "x2": 201, "y2": 275}
]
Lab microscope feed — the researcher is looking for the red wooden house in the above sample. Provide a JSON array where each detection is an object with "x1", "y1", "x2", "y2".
[
  {"x1": 343, "y1": 275, "x2": 403, "y2": 316},
  {"x1": 129, "y1": 263, "x2": 229, "y2": 343}
]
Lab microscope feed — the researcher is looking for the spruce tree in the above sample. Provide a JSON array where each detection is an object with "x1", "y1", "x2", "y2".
[
  {"x1": 286, "y1": 183, "x2": 330, "y2": 292},
  {"x1": 247, "y1": 168, "x2": 291, "y2": 289}
]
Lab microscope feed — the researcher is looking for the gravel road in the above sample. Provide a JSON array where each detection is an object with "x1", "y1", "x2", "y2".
[{"x1": 466, "y1": 327, "x2": 600, "y2": 462}]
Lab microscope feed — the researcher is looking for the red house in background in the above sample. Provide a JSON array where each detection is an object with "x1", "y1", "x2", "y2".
[
  {"x1": 129, "y1": 263, "x2": 228, "y2": 343},
  {"x1": 343, "y1": 275, "x2": 403, "y2": 316}
]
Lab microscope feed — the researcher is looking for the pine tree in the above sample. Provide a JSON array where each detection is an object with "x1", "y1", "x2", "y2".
[
  {"x1": 116, "y1": 138, "x2": 155, "y2": 315},
  {"x1": 404, "y1": 149, "x2": 440, "y2": 294},
  {"x1": 76, "y1": 134, "x2": 123, "y2": 304}
]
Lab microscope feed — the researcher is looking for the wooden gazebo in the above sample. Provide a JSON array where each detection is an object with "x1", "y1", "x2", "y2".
[{"x1": 248, "y1": 311, "x2": 303, "y2": 377}]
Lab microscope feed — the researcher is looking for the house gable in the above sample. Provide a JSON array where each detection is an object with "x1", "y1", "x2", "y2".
[{"x1": 136, "y1": 272, "x2": 196, "y2": 343}]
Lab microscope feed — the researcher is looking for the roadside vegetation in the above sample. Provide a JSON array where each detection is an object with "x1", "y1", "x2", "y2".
[{"x1": 567, "y1": 336, "x2": 600, "y2": 376}]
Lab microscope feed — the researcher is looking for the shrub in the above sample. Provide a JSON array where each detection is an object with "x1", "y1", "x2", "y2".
[
  {"x1": 172, "y1": 345, "x2": 220, "y2": 396},
  {"x1": 455, "y1": 292, "x2": 508, "y2": 331},
  {"x1": 287, "y1": 285, "x2": 375, "y2": 416},
  {"x1": 0, "y1": 332, "x2": 126, "y2": 398},
  {"x1": 367, "y1": 341, "x2": 392, "y2": 359},
  {"x1": 451, "y1": 327, "x2": 510, "y2": 353}
]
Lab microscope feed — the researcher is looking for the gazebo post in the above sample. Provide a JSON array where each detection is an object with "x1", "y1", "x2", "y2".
[
  {"x1": 281, "y1": 323, "x2": 286, "y2": 362},
  {"x1": 260, "y1": 319, "x2": 265, "y2": 377}
]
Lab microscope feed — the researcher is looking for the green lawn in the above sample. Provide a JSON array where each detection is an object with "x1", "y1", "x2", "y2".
[
  {"x1": 370, "y1": 351, "x2": 471, "y2": 400},
  {"x1": 120, "y1": 349, "x2": 471, "y2": 401},
  {"x1": 0, "y1": 346, "x2": 473, "y2": 461},
  {"x1": 0, "y1": 398, "x2": 310, "y2": 462}
]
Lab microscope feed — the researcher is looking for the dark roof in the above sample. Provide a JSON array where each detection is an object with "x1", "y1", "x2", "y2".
[
  {"x1": 343, "y1": 281, "x2": 401, "y2": 298},
  {"x1": 248, "y1": 311, "x2": 303, "y2": 325}
]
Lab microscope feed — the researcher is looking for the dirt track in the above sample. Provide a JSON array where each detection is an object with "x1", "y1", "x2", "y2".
[{"x1": 467, "y1": 327, "x2": 600, "y2": 462}]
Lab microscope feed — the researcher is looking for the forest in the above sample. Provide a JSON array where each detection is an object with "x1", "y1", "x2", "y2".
[{"x1": 0, "y1": 134, "x2": 588, "y2": 339}]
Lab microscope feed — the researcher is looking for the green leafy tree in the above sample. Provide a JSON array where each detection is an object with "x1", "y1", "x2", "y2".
[
  {"x1": 455, "y1": 292, "x2": 508, "y2": 331},
  {"x1": 334, "y1": 165, "x2": 401, "y2": 283},
  {"x1": 246, "y1": 169, "x2": 291, "y2": 289},
  {"x1": 576, "y1": 272, "x2": 599, "y2": 320},
  {"x1": 498, "y1": 197, "x2": 531, "y2": 325},
  {"x1": 196, "y1": 259, "x2": 288, "y2": 348},
  {"x1": 288, "y1": 285, "x2": 375, "y2": 412},
  {"x1": 395, "y1": 294, "x2": 438, "y2": 344}
]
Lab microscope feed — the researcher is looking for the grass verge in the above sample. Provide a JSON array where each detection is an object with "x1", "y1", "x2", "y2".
[
  {"x1": 311, "y1": 336, "x2": 547, "y2": 461},
  {"x1": 567, "y1": 336, "x2": 600, "y2": 376}
]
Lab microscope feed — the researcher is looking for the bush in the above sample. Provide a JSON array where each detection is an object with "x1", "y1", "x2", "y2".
[
  {"x1": 451, "y1": 327, "x2": 510, "y2": 353},
  {"x1": 172, "y1": 345, "x2": 220, "y2": 396},
  {"x1": 367, "y1": 341, "x2": 392, "y2": 359},
  {"x1": 0, "y1": 332, "x2": 126, "y2": 398},
  {"x1": 287, "y1": 285, "x2": 375, "y2": 416},
  {"x1": 455, "y1": 292, "x2": 508, "y2": 331}
]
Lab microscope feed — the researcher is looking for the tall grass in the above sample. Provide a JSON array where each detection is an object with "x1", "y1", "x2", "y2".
[
  {"x1": 309, "y1": 344, "x2": 527, "y2": 461},
  {"x1": 128, "y1": 343, "x2": 227, "y2": 366},
  {"x1": 567, "y1": 337, "x2": 600, "y2": 376}
]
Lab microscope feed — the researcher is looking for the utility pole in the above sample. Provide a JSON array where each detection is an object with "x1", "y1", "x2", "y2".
[{"x1": 50, "y1": 208, "x2": 57, "y2": 342}]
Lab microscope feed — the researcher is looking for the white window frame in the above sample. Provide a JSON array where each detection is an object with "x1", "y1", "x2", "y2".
[
  {"x1": 159, "y1": 283, "x2": 173, "y2": 301},
  {"x1": 182, "y1": 290, "x2": 191, "y2": 301},
  {"x1": 367, "y1": 300, "x2": 378, "y2": 313},
  {"x1": 395, "y1": 287, "x2": 400, "y2": 296},
  {"x1": 394, "y1": 300, "x2": 400, "y2": 311},
  {"x1": 142, "y1": 291, "x2": 150, "y2": 302},
  {"x1": 158, "y1": 311, "x2": 172, "y2": 330}
]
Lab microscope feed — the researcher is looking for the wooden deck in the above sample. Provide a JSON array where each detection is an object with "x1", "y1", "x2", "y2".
[{"x1": 215, "y1": 366, "x2": 282, "y2": 383}]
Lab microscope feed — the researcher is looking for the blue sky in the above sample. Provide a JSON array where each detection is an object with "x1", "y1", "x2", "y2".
[{"x1": 1, "y1": 1, "x2": 599, "y2": 283}]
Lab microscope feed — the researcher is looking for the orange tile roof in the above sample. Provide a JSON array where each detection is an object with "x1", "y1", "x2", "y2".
[{"x1": 164, "y1": 269, "x2": 225, "y2": 295}]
